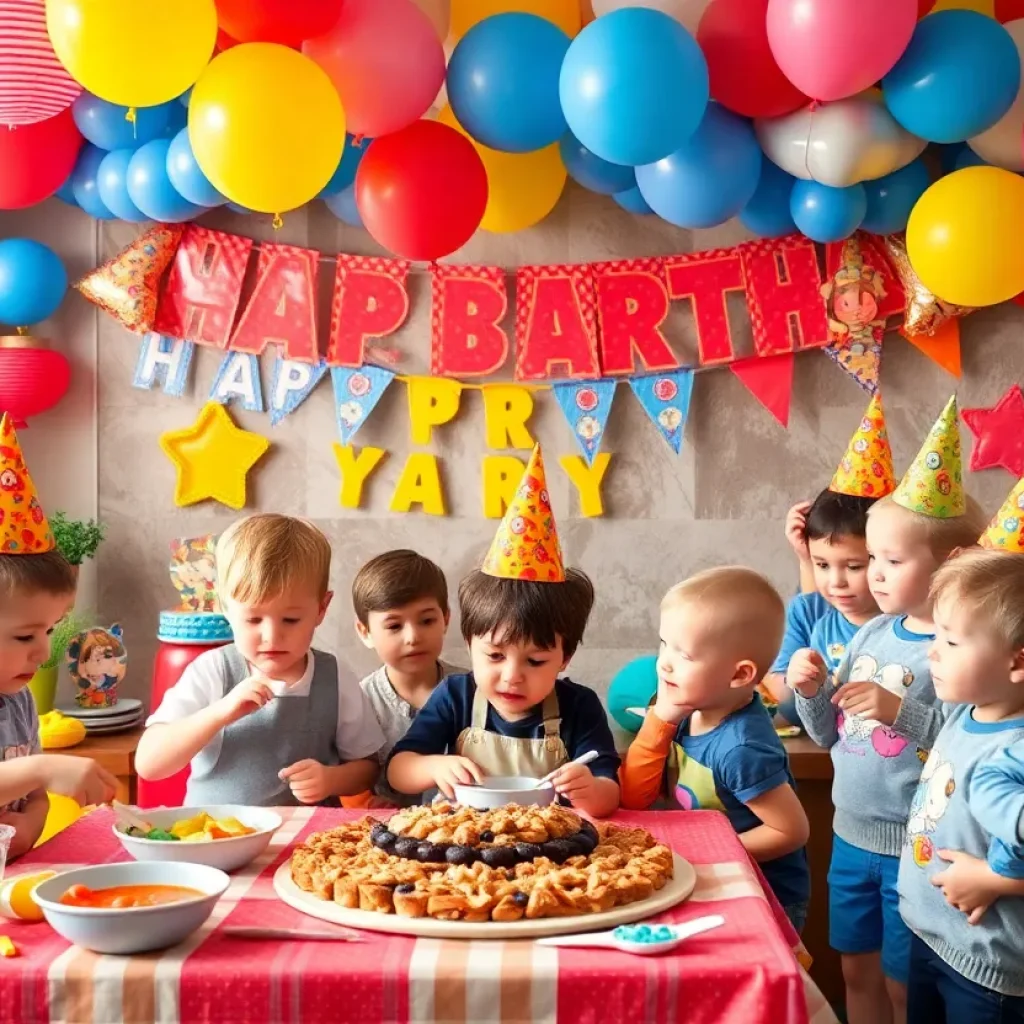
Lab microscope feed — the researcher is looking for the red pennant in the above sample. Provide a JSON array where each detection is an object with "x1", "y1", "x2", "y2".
[
  {"x1": 430, "y1": 264, "x2": 509, "y2": 377},
  {"x1": 663, "y1": 249, "x2": 745, "y2": 366},
  {"x1": 731, "y1": 353, "x2": 795, "y2": 427}
]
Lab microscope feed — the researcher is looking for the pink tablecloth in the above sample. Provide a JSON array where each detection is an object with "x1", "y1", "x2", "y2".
[{"x1": 0, "y1": 808, "x2": 837, "y2": 1024}]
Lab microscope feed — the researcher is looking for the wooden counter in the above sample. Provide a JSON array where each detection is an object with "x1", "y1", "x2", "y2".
[{"x1": 63, "y1": 725, "x2": 143, "y2": 805}]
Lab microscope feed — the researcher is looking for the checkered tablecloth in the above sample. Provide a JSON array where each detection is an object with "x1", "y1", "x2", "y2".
[{"x1": 0, "y1": 808, "x2": 837, "y2": 1024}]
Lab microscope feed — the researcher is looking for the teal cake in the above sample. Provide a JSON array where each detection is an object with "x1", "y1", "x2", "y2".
[{"x1": 157, "y1": 611, "x2": 233, "y2": 645}]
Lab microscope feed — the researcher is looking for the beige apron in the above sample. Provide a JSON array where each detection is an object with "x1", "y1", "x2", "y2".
[{"x1": 455, "y1": 687, "x2": 568, "y2": 778}]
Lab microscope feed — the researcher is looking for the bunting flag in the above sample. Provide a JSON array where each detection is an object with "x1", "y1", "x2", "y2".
[
  {"x1": 628, "y1": 370, "x2": 694, "y2": 454},
  {"x1": 900, "y1": 319, "x2": 962, "y2": 378},
  {"x1": 269, "y1": 358, "x2": 328, "y2": 427},
  {"x1": 551, "y1": 379, "x2": 617, "y2": 464},
  {"x1": 132, "y1": 333, "x2": 194, "y2": 397},
  {"x1": 824, "y1": 336, "x2": 882, "y2": 395},
  {"x1": 209, "y1": 351, "x2": 264, "y2": 413},
  {"x1": 730, "y1": 354, "x2": 795, "y2": 428},
  {"x1": 331, "y1": 365, "x2": 396, "y2": 446}
]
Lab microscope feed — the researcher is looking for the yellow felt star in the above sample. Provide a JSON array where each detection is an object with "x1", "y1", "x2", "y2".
[{"x1": 159, "y1": 402, "x2": 270, "y2": 510}]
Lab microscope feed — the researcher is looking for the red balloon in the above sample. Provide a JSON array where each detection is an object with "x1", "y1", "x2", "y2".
[
  {"x1": 356, "y1": 121, "x2": 488, "y2": 261},
  {"x1": 215, "y1": 29, "x2": 239, "y2": 52},
  {"x1": 918, "y1": 0, "x2": 935, "y2": 13},
  {"x1": 0, "y1": 109, "x2": 82, "y2": 210},
  {"x1": 697, "y1": 0, "x2": 808, "y2": 119},
  {"x1": 995, "y1": 0, "x2": 1024, "y2": 22},
  {"x1": 215, "y1": 0, "x2": 345, "y2": 47}
]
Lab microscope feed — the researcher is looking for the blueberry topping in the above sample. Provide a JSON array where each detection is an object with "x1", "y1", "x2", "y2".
[
  {"x1": 371, "y1": 829, "x2": 397, "y2": 849},
  {"x1": 514, "y1": 842, "x2": 543, "y2": 861},
  {"x1": 416, "y1": 843, "x2": 448, "y2": 862},
  {"x1": 445, "y1": 844, "x2": 476, "y2": 866},
  {"x1": 579, "y1": 819, "x2": 599, "y2": 839},
  {"x1": 393, "y1": 838, "x2": 420, "y2": 858},
  {"x1": 481, "y1": 845, "x2": 517, "y2": 868},
  {"x1": 541, "y1": 839, "x2": 574, "y2": 864},
  {"x1": 512, "y1": 891, "x2": 529, "y2": 907},
  {"x1": 395, "y1": 883, "x2": 416, "y2": 894},
  {"x1": 369, "y1": 822, "x2": 388, "y2": 838},
  {"x1": 480, "y1": 830, "x2": 495, "y2": 843}
]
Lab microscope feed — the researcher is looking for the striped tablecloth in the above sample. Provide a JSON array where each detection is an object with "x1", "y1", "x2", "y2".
[{"x1": 0, "y1": 808, "x2": 837, "y2": 1024}]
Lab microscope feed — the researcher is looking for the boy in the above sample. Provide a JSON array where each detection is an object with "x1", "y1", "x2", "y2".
[
  {"x1": 899, "y1": 549, "x2": 1024, "y2": 1021},
  {"x1": 387, "y1": 446, "x2": 621, "y2": 819},
  {"x1": 136, "y1": 514, "x2": 383, "y2": 807},
  {"x1": 620, "y1": 567, "x2": 811, "y2": 931},
  {"x1": 789, "y1": 397, "x2": 987, "y2": 1024}
]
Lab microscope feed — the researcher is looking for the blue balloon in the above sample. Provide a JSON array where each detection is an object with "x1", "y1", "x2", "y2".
[
  {"x1": 559, "y1": 8, "x2": 709, "y2": 167},
  {"x1": 178, "y1": 88, "x2": 192, "y2": 108},
  {"x1": 614, "y1": 185, "x2": 654, "y2": 214},
  {"x1": 72, "y1": 93, "x2": 173, "y2": 151},
  {"x1": 635, "y1": 104, "x2": 761, "y2": 229},
  {"x1": 883, "y1": 12, "x2": 1021, "y2": 143},
  {"x1": 127, "y1": 140, "x2": 204, "y2": 223},
  {"x1": 71, "y1": 144, "x2": 116, "y2": 219},
  {"x1": 319, "y1": 135, "x2": 371, "y2": 198},
  {"x1": 740, "y1": 161, "x2": 796, "y2": 238},
  {"x1": 449, "y1": 13, "x2": 569, "y2": 153},
  {"x1": 162, "y1": 102, "x2": 187, "y2": 140},
  {"x1": 790, "y1": 180, "x2": 867, "y2": 243},
  {"x1": 861, "y1": 159, "x2": 931, "y2": 236},
  {"x1": 325, "y1": 185, "x2": 364, "y2": 228},
  {"x1": 607, "y1": 655, "x2": 658, "y2": 734},
  {"x1": 937, "y1": 143, "x2": 968, "y2": 175},
  {"x1": 166, "y1": 128, "x2": 225, "y2": 206},
  {"x1": 227, "y1": 203, "x2": 253, "y2": 214},
  {"x1": 955, "y1": 147, "x2": 989, "y2": 171},
  {"x1": 54, "y1": 170, "x2": 77, "y2": 207},
  {"x1": 559, "y1": 132, "x2": 635, "y2": 195},
  {"x1": 97, "y1": 149, "x2": 148, "y2": 222},
  {"x1": 0, "y1": 240, "x2": 68, "y2": 326}
]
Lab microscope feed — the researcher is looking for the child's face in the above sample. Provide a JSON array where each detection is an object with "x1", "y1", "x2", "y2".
[
  {"x1": 469, "y1": 631, "x2": 566, "y2": 722},
  {"x1": 865, "y1": 504, "x2": 940, "y2": 618},
  {"x1": 807, "y1": 534, "x2": 877, "y2": 623},
  {"x1": 0, "y1": 590, "x2": 73, "y2": 695},
  {"x1": 357, "y1": 598, "x2": 448, "y2": 673}
]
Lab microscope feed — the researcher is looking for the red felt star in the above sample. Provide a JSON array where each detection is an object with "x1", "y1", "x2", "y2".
[{"x1": 961, "y1": 385, "x2": 1024, "y2": 476}]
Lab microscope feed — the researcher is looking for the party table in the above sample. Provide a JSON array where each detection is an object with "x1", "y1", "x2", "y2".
[{"x1": 0, "y1": 808, "x2": 837, "y2": 1024}]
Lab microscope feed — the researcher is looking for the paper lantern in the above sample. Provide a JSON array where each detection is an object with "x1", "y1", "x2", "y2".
[{"x1": 0, "y1": 336, "x2": 71, "y2": 427}]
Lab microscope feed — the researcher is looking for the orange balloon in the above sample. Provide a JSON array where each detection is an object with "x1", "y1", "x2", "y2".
[{"x1": 450, "y1": 0, "x2": 581, "y2": 40}]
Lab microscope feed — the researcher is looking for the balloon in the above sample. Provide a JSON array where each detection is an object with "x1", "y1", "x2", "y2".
[
  {"x1": 907, "y1": 166, "x2": 1024, "y2": 305},
  {"x1": 46, "y1": 0, "x2": 217, "y2": 107},
  {"x1": 919, "y1": 0, "x2": 936, "y2": 11},
  {"x1": 166, "y1": 128, "x2": 226, "y2": 206},
  {"x1": 740, "y1": 161, "x2": 797, "y2": 238},
  {"x1": 71, "y1": 144, "x2": 116, "y2": 219},
  {"x1": 451, "y1": 0, "x2": 581, "y2": 40},
  {"x1": 559, "y1": 8, "x2": 709, "y2": 166},
  {"x1": 790, "y1": 180, "x2": 867, "y2": 242},
  {"x1": 226, "y1": 203, "x2": 253, "y2": 214},
  {"x1": 766, "y1": 0, "x2": 917, "y2": 102},
  {"x1": 97, "y1": 149, "x2": 148, "y2": 221},
  {"x1": 55, "y1": 172, "x2": 78, "y2": 207},
  {"x1": 696, "y1": 0, "x2": 807, "y2": 119},
  {"x1": 607, "y1": 655, "x2": 659, "y2": 734},
  {"x1": 190, "y1": 44, "x2": 345, "y2": 213},
  {"x1": 319, "y1": 136, "x2": 372, "y2": 198},
  {"x1": 325, "y1": 186, "x2": 364, "y2": 228},
  {"x1": 215, "y1": 0, "x2": 345, "y2": 46},
  {"x1": 355, "y1": 120, "x2": 488, "y2": 260},
  {"x1": 996, "y1": 0, "x2": 1024, "y2": 20},
  {"x1": 592, "y1": 0, "x2": 710, "y2": 33},
  {"x1": 448, "y1": 14, "x2": 569, "y2": 153},
  {"x1": 883, "y1": 12, "x2": 1020, "y2": 143},
  {"x1": 957, "y1": 147, "x2": 990, "y2": 169},
  {"x1": 0, "y1": 241, "x2": 68, "y2": 326},
  {"x1": 614, "y1": 184, "x2": 654, "y2": 213},
  {"x1": 861, "y1": 158, "x2": 931, "y2": 235},
  {"x1": 933, "y1": 0, "x2": 993, "y2": 10},
  {"x1": 127, "y1": 139, "x2": 204, "y2": 222},
  {"x1": 303, "y1": 0, "x2": 445, "y2": 139},
  {"x1": 559, "y1": 132, "x2": 636, "y2": 194},
  {"x1": 967, "y1": 20, "x2": 1024, "y2": 169},
  {"x1": 635, "y1": 103, "x2": 761, "y2": 228},
  {"x1": 439, "y1": 106, "x2": 567, "y2": 233},
  {"x1": 413, "y1": 0, "x2": 451, "y2": 39},
  {"x1": 71, "y1": 94, "x2": 173, "y2": 151},
  {"x1": 163, "y1": 102, "x2": 188, "y2": 139},
  {"x1": 755, "y1": 93, "x2": 927, "y2": 188},
  {"x1": 0, "y1": 108, "x2": 82, "y2": 210}
]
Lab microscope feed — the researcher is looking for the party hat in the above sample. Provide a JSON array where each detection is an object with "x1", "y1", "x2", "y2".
[
  {"x1": 0, "y1": 414, "x2": 54, "y2": 554},
  {"x1": 482, "y1": 444, "x2": 565, "y2": 582},
  {"x1": 979, "y1": 477, "x2": 1024, "y2": 553},
  {"x1": 892, "y1": 395, "x2": 965, "y2": 519},
  {"x1": 830, "y1": 393, "x2": 896, "y2": 498}
]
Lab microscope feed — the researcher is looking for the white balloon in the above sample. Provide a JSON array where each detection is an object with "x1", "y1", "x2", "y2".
[
  {"x1": 591, "y1": 0, "x2": 710, "y2": 33},
  {"x1": 755, "y1": 93, "x2": 927, "y2": 188},
  {"x1": 967, "y1": 20, "x2": 1024, "y2": 172}
]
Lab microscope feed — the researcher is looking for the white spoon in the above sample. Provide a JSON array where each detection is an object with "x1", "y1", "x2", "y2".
[
  {"x1": 535, "y1": 915, "x2": 726, "y2": 955},
  {"x1": 532, "y1": 750, "x2": 600, "y2": 788}
]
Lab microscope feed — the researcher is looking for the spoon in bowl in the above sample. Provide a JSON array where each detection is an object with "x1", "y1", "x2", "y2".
[
  {"x1": 536, "y1": 915, "x2": 725, "y2": 955},
  {"x1": 532, "y1": 750, "x2": 600, "y2": 788}
]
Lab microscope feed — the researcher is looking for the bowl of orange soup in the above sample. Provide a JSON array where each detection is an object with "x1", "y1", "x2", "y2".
[{"x1": 33, "y1": 862, "x2": 229, "y2": 954}]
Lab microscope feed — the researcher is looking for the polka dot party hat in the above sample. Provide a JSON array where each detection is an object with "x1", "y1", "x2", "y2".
[
  {"x1": 892, "y1": 395, "x2": 965, "y2": 519},
  {"x1": 0, "y1": 414, "x2": 54, "y2": 554},
  {"x1": 830, "y1": 393, "x2": 896, "y2": 498},
  {"x1": 979, "y1": 476, "x2": 1024, "y2": 553},
  {"x1": 482, "y1": 444, "x2": 565, "y2": 582}
]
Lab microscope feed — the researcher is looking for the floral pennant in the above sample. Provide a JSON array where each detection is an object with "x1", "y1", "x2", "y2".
[
  {"x1": 551, "y1": 379, "x2": 617, "y2": 465},
  {"x1": 330, "y1": 365, "x2": 396, "y2": 446},
  {"x1": 269, "y1": 358, "x2": 328, "y2": 427},
  {"x1": 628, "y1": 370, "x2": 694, "y2": 454}
]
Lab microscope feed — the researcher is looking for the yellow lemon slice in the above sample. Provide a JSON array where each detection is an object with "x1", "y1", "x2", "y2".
[{"x1": 0, "y1": 871, "x2": 57, "y2": 921}]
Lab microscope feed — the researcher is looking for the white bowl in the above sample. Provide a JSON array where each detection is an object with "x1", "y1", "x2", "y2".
[
  {"x1": 113, "y1": 805, "x2": 282, "y2": 872},
  {"x1": 452, "y1": 775, "x2": 555, "y2": 810},
  {"x1": 34, "y1": 861, "x2": 229, "y2": 954}
]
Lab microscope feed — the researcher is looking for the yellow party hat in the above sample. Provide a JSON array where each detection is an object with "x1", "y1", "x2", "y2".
[
  {"x1": 0, "y1": 414, "x2": 54, "y2": 554},
  {"x1": 830, "y1": 393, "x2": 896, "y2": 498},
  {"x1": 979, "y1": 477, "x2": 1024, "y2": 553},
  {"x1": 892, "y1": 395, "x2": 965, "y2": 519},
  {"x1": 482, "y1": 444, "x2": 565, "y2": 582}
]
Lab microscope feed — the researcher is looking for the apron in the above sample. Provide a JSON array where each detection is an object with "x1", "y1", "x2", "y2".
[{"x1": 455, "y1": 686, "x2": 568, "y2": 779}]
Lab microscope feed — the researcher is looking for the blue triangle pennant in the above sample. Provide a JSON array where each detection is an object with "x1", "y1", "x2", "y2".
[
  {"x1": 330, "y1": 365, "x2": 395, "y2": 446},
  {"x1": 269, "y1": 358, "x2": 328, "y2": 427},
  {"x1": 209, "y1": 351, "x2": 264, "y2": 412},
  {"x1": 551, "y1": 379, "x2": 618, "y2": 465},
  {"x1": 628, "y1": 370, "x2": 694, "y2": 454}
]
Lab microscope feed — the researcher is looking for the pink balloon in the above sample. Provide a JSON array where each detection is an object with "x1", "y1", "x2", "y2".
[
  {"x1": 303, "y1": 0, "x2": 446, "y2": 138},
  {"x1": 766, "y1": 0, "x2": 917, "y2": 102}
]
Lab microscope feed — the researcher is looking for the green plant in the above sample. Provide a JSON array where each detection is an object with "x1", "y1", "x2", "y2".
[
  {"x1": 50, "y1": 511, "x2": 105, "y2": 566},
  {"x1": 40, "y1": 610, "x2": 90, "y2": 671}
]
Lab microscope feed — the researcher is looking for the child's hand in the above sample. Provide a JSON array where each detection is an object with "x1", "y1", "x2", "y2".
[
  {"x1": 36, "y1": 754, "x2": 119, "y2": 806},
  {"x1": 832, "y1": 681, "x2": 901, "y2": 724},
  {"x1": 279, "y1": 759, "x2": 331, "y2": 804},
  {"x1": 786, "y1": 648, "x2": 827, "y2": 698},
  {"x1": 217, "y1": 676, "x2": 274, "y2": 725},
  {"x1": 931, "y1": 849, "x2": 1002, "y2": 925},
  {"x1": 785, "y1": 501, "x2": 812, "y2": 563},
  {"x1": 548, "y1": 762, "x2": 599, "y2": 804},
  {"x1": 653, "y1": 684, "x2": 692, "y2": 727},
  {"x1": 429, "y1": 755, "x2": 484, "y2": 799}
]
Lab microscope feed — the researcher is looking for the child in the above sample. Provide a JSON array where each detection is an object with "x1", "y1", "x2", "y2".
[
  {"x1": 620, "y1": 567, "x2": 811, "y2": 931},
  {"x1": 387, "y1": 446, "x2": 621, "y2": 818},
  {"x1": 349, "y1": 549, "x2": 460, "y2": 808},
  {"x1": 789, "y1": 397, "x2": 987, "y2": 1024},
  {"x1": 0, "y1": 416, "x2": 118, "y2": 858},
  {"x1": 899, "y1": 549, "x2": 1024, "y2": 1022},
  {"x1": 136, "y1": 513, "x2": 384, "y2": 807}
]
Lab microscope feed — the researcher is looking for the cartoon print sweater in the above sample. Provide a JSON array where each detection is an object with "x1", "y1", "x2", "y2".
[{"x1": 795, "y1": 615, "x2": 944, "y2": 856}]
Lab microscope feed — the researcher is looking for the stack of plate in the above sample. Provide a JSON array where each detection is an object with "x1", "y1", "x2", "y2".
[{"x1": 55, "y1": 698, "x2": 144, "y2": 735}]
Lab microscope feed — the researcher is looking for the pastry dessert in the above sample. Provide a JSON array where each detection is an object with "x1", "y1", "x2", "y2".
[{"x1": 290, "y1": 802, "x2": 674, "y2": 923}]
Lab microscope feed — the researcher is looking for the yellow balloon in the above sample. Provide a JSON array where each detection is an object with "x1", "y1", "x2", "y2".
[
  {"x1": 450, "y1": 0, "x2": 581, "y2": 40},
  {"x1": 439, "y1": 107, "x2": 567, "y2": 233},
  {"x1": 189, "y1": 44, "x2": 345, "y2": 214},
  {"x1": 906, "y1": 166, "x2": 1024, "y2": 307},
  {"x1": 46, "y1": 0, "x2": 217, "y2": 107}
]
